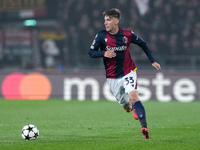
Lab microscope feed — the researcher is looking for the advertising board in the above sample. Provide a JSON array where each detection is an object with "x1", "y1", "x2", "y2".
[{"x1": 0, "y1": 71, "x2": 199, "y2": 102}]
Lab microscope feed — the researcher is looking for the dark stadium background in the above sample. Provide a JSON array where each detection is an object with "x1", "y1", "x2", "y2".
[
  {"x1": 1, "y1": 2, "x2": 200, "y2": 149},
  {"x1": 0, "y1": 0, "x2": 199, "y2": 101}
]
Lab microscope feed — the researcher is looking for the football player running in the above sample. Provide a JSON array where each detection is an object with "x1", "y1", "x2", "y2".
[{"x1": 89, "y1": 8, "x2": 161, "y2": 139}]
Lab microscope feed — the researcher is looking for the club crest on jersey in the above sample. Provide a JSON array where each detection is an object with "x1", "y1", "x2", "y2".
[{"x1": 123, "y1": 36, "x2": 128, "y2": 43}]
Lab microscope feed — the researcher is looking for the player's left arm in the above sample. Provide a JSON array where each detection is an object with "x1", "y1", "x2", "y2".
[{"x1": 131, "y1": 31, "x2": 161, "y2": 70}]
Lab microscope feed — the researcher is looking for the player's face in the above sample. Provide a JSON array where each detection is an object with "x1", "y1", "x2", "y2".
[{"x1": 104, "y1": 16, "x2": 119, "y2": 34}]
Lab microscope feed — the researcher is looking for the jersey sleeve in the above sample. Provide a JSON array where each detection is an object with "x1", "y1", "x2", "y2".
[
  {"x1": 89, "y1": 33, "x2": 105, "y2": 58},
  {"x1": 131, "y1": 31, "x2": 156, "y2": 63}
]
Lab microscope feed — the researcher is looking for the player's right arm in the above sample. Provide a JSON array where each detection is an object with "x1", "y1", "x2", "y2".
[
  {"x1": 89, "y1": 33, "x2": 105, "y2": 58},
  {"x1": 89, "y1": 31, "x2": 116, "y2": 58}
]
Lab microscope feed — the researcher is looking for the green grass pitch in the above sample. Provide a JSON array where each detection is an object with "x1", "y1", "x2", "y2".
[{"x1": 0, "y1": 99, "x2": 200, "y2": 150}]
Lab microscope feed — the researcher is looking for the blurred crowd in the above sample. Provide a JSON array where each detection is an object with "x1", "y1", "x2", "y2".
[
  {"x1": 56, "y1": 0, "x2": 200, "y2": 68},
  {"x1": 0, "y1": 0, "x2": 199, "y2": 70},
  {"x1": 141, "y1": 0, "x2": 200, "y2": 56}
]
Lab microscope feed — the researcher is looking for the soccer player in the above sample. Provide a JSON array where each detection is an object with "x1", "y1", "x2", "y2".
[{"x1": 89, "y1": 8, "x2": 161, "y2": 139}]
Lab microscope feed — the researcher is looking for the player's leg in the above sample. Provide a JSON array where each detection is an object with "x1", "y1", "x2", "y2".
[
  {"x1": 122, "y1": 101, "x2": 132, "y2": 112},
  {"x1": 119, "y1": 92, "x2": 132, "y2": 112},
  {"x1": 123, "y1": 70, "x2": 147, "y2": 127},
  {"x1": 121, "y1": 91, "x2": 149, "y2": 139},
  {"x1": 122, "y1": 70, "x2": 149, "y2": 139},
  {"x1": 128, "y1": 91, "x2": 149, "y2": 139},
  {"x1": 129, "y1": 91, "x2": 147, "y2": 127},
  {"x1": 107, "y1": 77, "x2": 149, "y2": 139}
]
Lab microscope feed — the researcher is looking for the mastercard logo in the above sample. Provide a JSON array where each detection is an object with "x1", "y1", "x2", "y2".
[{"x1": 1, "y1": 72, "x2": 52, "y2": 100}]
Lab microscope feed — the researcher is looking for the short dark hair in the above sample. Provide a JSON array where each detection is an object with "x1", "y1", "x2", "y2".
[{"x1": 103, "y1": 8, "x2": 121, "y2": 20}]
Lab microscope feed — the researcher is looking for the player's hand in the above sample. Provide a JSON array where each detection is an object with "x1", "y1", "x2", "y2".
[
  {"x1": 152, "y1": 62, "x2": 161, "y2": 70},
  {"x1": 104, "y1": 51, "x2": 116, "y2": 58}
]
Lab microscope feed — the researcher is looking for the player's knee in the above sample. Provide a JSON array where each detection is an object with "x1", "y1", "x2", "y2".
[
  {"x1": 125, "y1": 108, "x2": 132, "y2": 113},
  {"x1": 130, "y1": 97, "x2": 139, "y2": 104},
  {"x1": 123, "y1": 103, "x2": 132, "y2": 113},
  {"x1": 129, "y1": 95, "x2": 139, "y2": 103}
]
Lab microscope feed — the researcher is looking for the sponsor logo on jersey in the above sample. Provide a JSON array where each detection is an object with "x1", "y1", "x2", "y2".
[{"x1": 106, "y1": 45, "x2": 127, "y2": 51}]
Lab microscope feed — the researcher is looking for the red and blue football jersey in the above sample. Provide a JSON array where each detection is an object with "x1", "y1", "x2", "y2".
[{"x1": 89, "y1": 28, "x2": 155, "y2": 78}]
